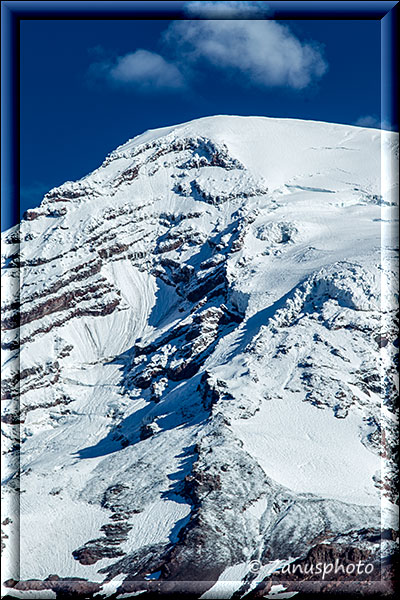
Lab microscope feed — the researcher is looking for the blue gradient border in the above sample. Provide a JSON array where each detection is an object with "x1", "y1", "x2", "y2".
[{"x1": 0, "y1": 2, "x2": 398, "y2": 597}]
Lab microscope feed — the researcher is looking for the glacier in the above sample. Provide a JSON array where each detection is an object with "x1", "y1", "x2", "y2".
[{"x1": 1, "y1": 115, "x2": 398, "y2": 598}]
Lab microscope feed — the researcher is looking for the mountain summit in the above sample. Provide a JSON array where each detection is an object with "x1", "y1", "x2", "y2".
[{"x1": 1, "y1": 116, "x2": 398, "y2": 598}]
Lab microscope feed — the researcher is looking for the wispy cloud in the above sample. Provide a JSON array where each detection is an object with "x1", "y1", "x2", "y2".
[
  {"x1": 90, "y1": 49, "x2": 186, "y2": 92},
  {"x1": 354, "y1": 115, "x2": 380, "y2": 128},
  {"x1": 89, "y1": 1, "x2": 327, "y2": 93},
  {"x1": 354, "y1": 115, "x2": 396, "y2": 130}
]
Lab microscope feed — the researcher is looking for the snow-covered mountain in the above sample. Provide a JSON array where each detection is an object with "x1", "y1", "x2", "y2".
[{"x1": 1, "y1": 115, "x2": 398, "y2": 599}]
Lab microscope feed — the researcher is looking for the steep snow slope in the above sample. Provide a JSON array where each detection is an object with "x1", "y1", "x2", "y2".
[{"x1": 1, "y1": 116, "x2": 398, "y2": 598}]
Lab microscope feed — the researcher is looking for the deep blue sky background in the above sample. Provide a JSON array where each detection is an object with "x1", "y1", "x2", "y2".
[{"x1": 12, "y1": 14, "x2": 385, "y2": 231}]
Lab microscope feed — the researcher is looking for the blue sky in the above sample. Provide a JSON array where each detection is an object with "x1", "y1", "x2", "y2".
[{"x1": 13, "y1": 1, "x2": 392, "y2": 230}]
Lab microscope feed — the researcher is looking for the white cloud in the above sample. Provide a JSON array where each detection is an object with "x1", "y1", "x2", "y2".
[
  {"x1": 89, "y1": 1, "x2": 327, "y2": 93},
  {"x1": 164, "y1": 16, "x2": 327, "y2": 89},
  {"x1": 92, "y1": 49, "x2": 186, "y2": 92},
  {"x1": 184, "y1": 0, "x2": 271, "y2": 18}
]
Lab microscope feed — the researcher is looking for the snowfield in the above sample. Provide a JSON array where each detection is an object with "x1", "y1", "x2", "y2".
[{"x1": 1, "y1": 115, "x2": 398, "y2": 598}]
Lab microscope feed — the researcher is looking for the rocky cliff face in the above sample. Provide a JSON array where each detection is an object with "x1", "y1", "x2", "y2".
[{"x1": 1, "y1": 116, "x2": 398, "y2": 599}]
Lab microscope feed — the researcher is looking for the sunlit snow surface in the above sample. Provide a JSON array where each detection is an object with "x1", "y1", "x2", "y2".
[
  {"x1": 1, "y1": 116, "x2": 398, "y2": 596},
  {"x1": 231, "y1": 395, "x2": 380, "y2": 505}
]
